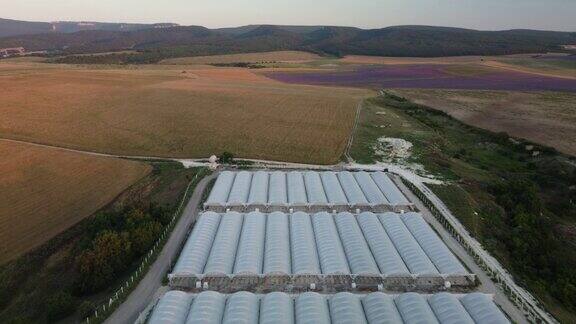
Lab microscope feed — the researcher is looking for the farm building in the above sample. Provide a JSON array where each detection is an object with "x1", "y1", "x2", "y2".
[
  {"x1": 169, "y1": 211, "x2": 474, "y2": 291},
  {"x1": 148, "y1": 291, "x2": 510, "y2": 324},
  {"x1": 204, "y1": 170, "x2": 413, "y2": 212}
]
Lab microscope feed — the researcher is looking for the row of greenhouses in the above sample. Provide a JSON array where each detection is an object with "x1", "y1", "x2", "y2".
[
  {"x1": 204, "y1": 171, "x2": 412, "y2": 212},
  {"x1": 148, "y1": 291, "x2": 509, "y2": 324},
  {"x1": 169, "y1": 211, "x2": 474, "y2": 290}
]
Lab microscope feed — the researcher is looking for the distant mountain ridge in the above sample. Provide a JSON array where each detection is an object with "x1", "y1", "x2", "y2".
[
  {"x1": 0, "y1": 18, "x2": 178, "y2": 38},
  {"x1": 1, "y1": 18, "x2": 575, "y2": 61}
]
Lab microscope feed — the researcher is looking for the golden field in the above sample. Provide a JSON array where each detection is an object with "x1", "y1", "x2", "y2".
[
  {"x1": 0, "y1": 140, "x2": 151, "y2": 264},
  {"x1": 161, "y1": 50, "x2": 322, "y2": 65},
  {"x1": 0, "y1": 60, "x2": 369, "y2": 164}
]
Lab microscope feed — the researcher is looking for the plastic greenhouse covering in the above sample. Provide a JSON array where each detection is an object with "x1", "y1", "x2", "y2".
[
  {"x1": 401, "y1": 213, "x2": 467, "y2": 274},
  {"x1": 336, "y1": 171, "x2": 369, "y2": 205},
  {"x1": 329, "y1": 292, "x2": 368, "y2": 324},
  {"x1": 287, "y1": 171, "x2": 307, "y2": 205},
  {"x1": 334, "y1": 212, "x2": 379, "y2": 274},
  {"x1": 202, "y1": 212, "x2": 244, "y2": 274},
  {"x1": 304, "y1": 171, "x2": 328, "y2": 204},
  {"x1": 205, "y1": 171, "x2": 235, "y2": 206},
  {"x1": 227, "y1": 171, "x2": 252, "y2": 204},
  {"x1": 149, "y1": 291, "x2": 510, "y2": 324},
  {"x1": 362, "y1": 292, "x2": 404, "y2": 324},
  {"x1": 221, "y1": 291, "x2": 259, "y2": 324},
  {"x1": 233, "y1": 211, "x2": 266, "y2": 274},
  {"x1": 247, "y1": 171, "x2": 268, "y2": 205},
  {"x1": 295, "y1": 292, "x2": 331, "y2": 324},
  {"x1": 204, "y1": 171, "x2": 411, "y2": 209},
  {"x1": 172, "y1": 211, "x2": 468, "y2": 277},
  {"x1": 378, "y1": 214, "x2": 439, "y2": 275},
  {"x1": 371, "y1": 172, "x2": 410, "y2": 205},
  {"x1": 395, "y1": 293, "x2": 440, "y2": 324},
  {"x1": 428, "y1": 293, "x2": 474, "y2": 324},
  {"x1": 356, "y1": 212, "x2": 409, "y2": 275},
  {"x1": 185, "y1": 291, "x2": 225, "y2": 324},
  {"x1": 354, "y1": 171, "x2": 389, "y2": 204},
  {"x1": 290, "y1": 212, "x2": 321, "y2": 274},
  {"x1": 264, "y1": 212, "x2": 291, "y2": 274},
  {"x1": 259, "y1": 292, "x2": 294, "y2": 324},
  {"x1": 268, "y1": 171, "x2": 288, "y2": 205},
  {"x1": 460, "y1": 293, "x2": 510, "y2": 324},
  {"x1": 320, "y1": 171, "x2": 348, "y2": 205},
  {"x1": 311, "y1": 212, "x2": 350, "y2": 274}
]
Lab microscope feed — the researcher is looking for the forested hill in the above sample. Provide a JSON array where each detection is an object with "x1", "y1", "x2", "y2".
[
  {"x1": 0, "y1": 18, "x2": 178, "y2": 38},
  {"x1": 1, "y1": 20, "x2": 575, "y2": 62}
]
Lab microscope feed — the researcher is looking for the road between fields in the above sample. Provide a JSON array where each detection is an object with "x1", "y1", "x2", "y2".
[{"x1": 104, "y1": 172, "x2": 219, "y2": 324}]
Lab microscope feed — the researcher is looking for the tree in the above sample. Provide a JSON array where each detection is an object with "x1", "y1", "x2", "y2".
[
  {"x1": 219, "y1": 152, "x2": 234, "y2": 164},
  {"x1": 75, "y1": 231, "x2": 132, "y2": 293},
  {"x1": 46, "y1": 292, "x2": 76, "y2": 322}
]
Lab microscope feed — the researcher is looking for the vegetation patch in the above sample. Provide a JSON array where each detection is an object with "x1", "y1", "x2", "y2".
[
  {"x1": 391, "y1": 89, "x2": 576, "y2": 157},
  {"x1": 351, "y1": 93, "x2": 576, "y2": 321},
  {"x1": 0, "y1": 163, "x2": 208, "y2": 323}
]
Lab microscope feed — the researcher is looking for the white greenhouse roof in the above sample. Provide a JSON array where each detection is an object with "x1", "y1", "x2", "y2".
[
  {"x1": 148, "y1": 291, "x2": 510, "y2": 324},
  {"x1": 170, "y1": 211, "x2": 471, "y2": 290},
  {"x1": 204, "y1": 171, "x2": 412, "y2": 212}
]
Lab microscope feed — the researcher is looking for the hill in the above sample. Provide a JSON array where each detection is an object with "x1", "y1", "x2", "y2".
[
  {"x1": 1, "y1": 19, "x2": 575, "y2": 62},
  {"x1": 0, "y1": 18, "x2": 177, "y2": 38}
]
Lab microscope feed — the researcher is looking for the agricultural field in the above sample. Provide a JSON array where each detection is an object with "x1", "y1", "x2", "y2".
[
  {"x1": 0, "y1": 140, "x2": 151, "y2": 264},
  {"x1": 339, "y1": 54, "x2": 576, "y2": 79},
  {"x1": 0, "y1": 59, "x2": 369, "y2": 164},
  {"x1": 390, "y1": 89, "x2": 576, "y2": 157},
  {"x1": 161, "y1": 50, "x2": 322, "y2": 65},
  {"x1": 489, "y1": 53, "x2": 576, "y2": 79},
  {"x1": 265, "y1": 63, "x2": 576, "y2": 92}
]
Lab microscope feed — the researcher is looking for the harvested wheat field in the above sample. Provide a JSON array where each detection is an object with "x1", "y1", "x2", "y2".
[
  {"x1": 0, "y1": 61, "x2": 369, "y2": 164},
  {"x1": 0, "y1": 140, "x2": 151, "y2": 264},
  {"x1": 161, "y1": 51, "x2": 322, "y2": 65},
  {"x1": 390, "y1": 89, "x2": 576, "y2": 156}
]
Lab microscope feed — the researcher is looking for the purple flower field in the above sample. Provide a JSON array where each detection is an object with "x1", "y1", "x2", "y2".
[{"x1": 265, "y1": 65, "x2": 576, "y2": 92}]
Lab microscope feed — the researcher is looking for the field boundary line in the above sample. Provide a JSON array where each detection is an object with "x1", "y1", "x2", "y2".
[
  {"x1": 343, "y1": 99, "x2": 364, "y2": 163},
  {"x1": 0, "y1": 137, "x2": 340, "y2": 169}
]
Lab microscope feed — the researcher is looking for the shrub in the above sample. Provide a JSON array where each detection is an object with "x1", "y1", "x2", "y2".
[
  {"x1": 78, "y1": 300, "x2": 95, "y2": 319},
  {"x1": 46, "y1": 292, "x2": 76, "y2": 322},
  {"x1": 219, "y1": 152, "x2": 235, "y2": 164}
]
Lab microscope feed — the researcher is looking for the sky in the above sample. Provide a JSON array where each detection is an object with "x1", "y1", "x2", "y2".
[{"x1": 1, "y1": 0, "x2": 575, "y2": 31}]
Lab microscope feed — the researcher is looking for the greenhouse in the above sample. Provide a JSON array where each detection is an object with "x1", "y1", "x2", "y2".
[
  {"x1": 148, "y1": 291, "x2": 510, "y2": 324},
  {"x1": 169, "y1": 211, "x2": 474, "y2": 291},
  {"x1": 204, "y1": 170, "x2": 413, "y2": 212}
]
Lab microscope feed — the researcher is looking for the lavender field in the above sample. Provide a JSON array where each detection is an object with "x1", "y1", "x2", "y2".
[{"x1": 266, "y1": 65, "x2": 576, "y2": 92}]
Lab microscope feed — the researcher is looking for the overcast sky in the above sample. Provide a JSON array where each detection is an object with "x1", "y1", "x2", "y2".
[{"x1": 2, "y1": 0, "x2": 575, "y2": 31}]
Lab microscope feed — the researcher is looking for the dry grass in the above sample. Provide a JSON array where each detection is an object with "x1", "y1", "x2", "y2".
[
  {"x1": 161, "y1": 51, "x2": 322, "y2": 65},
  {"x1": 391, "y1": 89, "x2": 576, "y2": 156},
  {"x1": 0, "y1": 140, "x2": 151, "y2": 264},
  {"x1": 340, "y1": 55, "x2": 485, "y2": 65},
  {"x1": 0, "y1": 62, "x2": 369, "y2": 164},
  {"x1": 483, "y1": 59, "x2": 576, "y2": 79}
]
